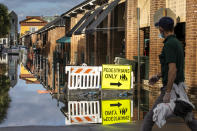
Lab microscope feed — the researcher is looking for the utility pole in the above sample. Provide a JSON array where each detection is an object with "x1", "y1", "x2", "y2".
[{"x1": 137, "y1": 7, "x2": 141, "y2": 120}]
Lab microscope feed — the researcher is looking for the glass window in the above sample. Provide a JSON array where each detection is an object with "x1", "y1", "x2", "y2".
[{"x1": 29, "y1": 27, "x2": 38, "y2": 33}]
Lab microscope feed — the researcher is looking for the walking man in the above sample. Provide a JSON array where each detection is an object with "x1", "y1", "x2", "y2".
[{"x1": 141, "y1": 17, "x2": 197, "y2": 131}]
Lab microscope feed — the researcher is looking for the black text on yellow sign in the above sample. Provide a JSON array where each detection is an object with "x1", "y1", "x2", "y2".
[
  {"x1": 102, "y1": 99, "x2": 131, "y2": 125},
  {"x1": 102, "y1": 65, "x2": 132, "y2": 90}
]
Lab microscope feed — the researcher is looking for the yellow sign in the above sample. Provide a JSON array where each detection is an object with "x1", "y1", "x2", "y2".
[
  {"x1": 102, "y1": 99, "x2": 131, "y2": 125},
  {"x1": 102, "y1": 65, "x2": 132, "y2": 90}
]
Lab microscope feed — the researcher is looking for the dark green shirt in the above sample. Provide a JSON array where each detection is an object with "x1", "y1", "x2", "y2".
[{"x1": 159, "y1": 35, "x2": 185, "y2": 86}]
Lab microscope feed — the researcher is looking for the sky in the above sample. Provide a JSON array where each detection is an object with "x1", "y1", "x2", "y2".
[{"x1": 0, "y1": 0, "x2": 84, "y2": 23}]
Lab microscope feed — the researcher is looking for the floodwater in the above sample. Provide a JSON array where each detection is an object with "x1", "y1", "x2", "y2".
[
  {"x1": 0, "y1": 51, "x2": 196, "y2": 128},
  {"x1": 0, "y1": 53, "x2": 65, "y2": 127}
]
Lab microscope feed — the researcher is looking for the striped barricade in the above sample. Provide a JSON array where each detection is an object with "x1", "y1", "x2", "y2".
[
  {"x1": 65, "y1": 66, "x2": 102, "y2": 90},
  {"x1": 65, "y1": 101, "x2": 101, "y2": 125}
]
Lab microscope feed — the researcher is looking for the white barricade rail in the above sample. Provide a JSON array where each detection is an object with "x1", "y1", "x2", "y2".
[
  {"x1": 65, "y1": 101, "x2": 101, "y2": 125},
  {"x1": 131, "y1": 72, "x2": 134, "y2": 89},
  {"x1": 66, "y1": 66, "x2": 102, "y2": 90}
]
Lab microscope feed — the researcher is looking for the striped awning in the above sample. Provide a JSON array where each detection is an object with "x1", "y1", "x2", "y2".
[{"x1": 56, "y1": 36, "x2": 71, "y2": 43}]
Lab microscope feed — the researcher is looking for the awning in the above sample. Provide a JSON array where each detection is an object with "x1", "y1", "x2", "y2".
[
  {"x1": 66, "y1": 11, "x2": 92, "y2": 37},
  {"x1": 74, "y1": 5, "x2": 105, "y2": 35},
  {"x1": 86, "y1": 0, "x2": 121, "y2": 34},
  {"x1": 56, "y1": 36, "x2": 71, "y2": 43}
]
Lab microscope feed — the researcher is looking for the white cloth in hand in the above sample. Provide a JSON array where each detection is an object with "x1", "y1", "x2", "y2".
[{"x1": 153, "y1": 102, "x2": 175, "y2": 128}]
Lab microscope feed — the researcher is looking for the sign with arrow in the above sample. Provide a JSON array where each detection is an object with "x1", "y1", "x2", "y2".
[
  {"x1": 110, "y1": 102, "x2": 122, "y2": 107},
  {"x1": 102, "y1": 64, "x2": 132, "y2": 90},
  {"x1": 102, "y1": 99, "x2": 131, "y2": 125},
  {"x1": 110, "y1": 82, "x2": 122, "y2": 87}
]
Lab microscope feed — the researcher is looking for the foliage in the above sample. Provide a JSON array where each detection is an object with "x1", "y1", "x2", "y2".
[{"x1": 0, "y1": 3, "x2": 10, "y2": 38}]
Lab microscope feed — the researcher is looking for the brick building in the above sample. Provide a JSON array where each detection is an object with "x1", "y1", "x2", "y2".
[
  {"x1": 61, "y1": 0, "x2": 126, "y2": 66},
  {"x1": 20, "y1": 0, "x2": 197, "y2": 119},
  {"x1": 33, "y1": 17, "x2": 66, "y2": 93},
  {"x1": 59, "y1": 0, "x2": 197, "y2": 89},
  {"x1": 21, "y1": 0, "x2": 197, "y2": 93},
  {"x1": 21, "y1": 17, "x2": 66, "y2": 94}
]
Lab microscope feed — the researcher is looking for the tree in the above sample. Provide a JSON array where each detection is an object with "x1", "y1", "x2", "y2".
[{"x1": 0, "y1": 3, "x2": 10, "y2": 38}]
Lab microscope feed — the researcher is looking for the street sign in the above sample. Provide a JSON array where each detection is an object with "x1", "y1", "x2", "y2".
[
  {"x1": 102, "y1": 99, "x2": 131, "y2": 125},
  {"x1": 102, "y1": 64, "x2": 132, "y2": 90}
]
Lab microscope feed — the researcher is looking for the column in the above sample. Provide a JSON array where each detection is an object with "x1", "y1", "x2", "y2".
[
  {"x1": 185, "y1": 0, "x2": 197, "y2": 87},
  {"x1": 125, "y1": 0, "x2": 138, "y2": 60},
  {"x1": 40, "y1": 55, "x2": 42, "y2": 81},
  {"x1": 46, "y1": 58, "x2": 49, "y2": 88},
  {"x1": 149, "y1": 0, "x2": 166, "y2": 78}
]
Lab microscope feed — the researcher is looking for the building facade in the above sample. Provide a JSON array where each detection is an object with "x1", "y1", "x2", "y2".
[
  {"x1": 0, "y1": 11, "x2": 18, "y2": 48},
  {"x1": 20, "y1": 0, "x2": 197, "y2": 116},
  {"x1": 19, "y1": 16, "x2": 48, "y2": 37},
  {"x1": 9, "y1": 11, "x2": 18, "y2": 47}
]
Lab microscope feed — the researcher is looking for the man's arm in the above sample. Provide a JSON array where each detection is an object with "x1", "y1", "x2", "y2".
[
  {"x1": 163, "y1": 63, "x2": 177, "y2": 103},
  {"x1": 166, "y1": 63, "x2": 177, "y2": 93}
]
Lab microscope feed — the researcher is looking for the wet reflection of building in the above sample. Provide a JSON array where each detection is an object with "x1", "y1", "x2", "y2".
[
  {"x1": 19, "y1": 48, "x2": 27, "y2": 66},
  {"x1": 0, "y1": 53, "x2": 19, "y2": 123},
  {"x1": 8, "y1": 55, "x2": 19, "y2": 88},
  {"x1": 0, "y1": 55, "x2": 11, "y2": 123},
  {"x1": 0, "y1": 53, "x2": 19, "y2": 88},
  {"x1": 19, "y1": 64, "x2": 40, "y2": 84},
  {"x1": 0, "y1": 53, "x2": 9, "y2": 76},
  {"x1": 0, "y1": 53, "x2": 9, "y2": 64}
]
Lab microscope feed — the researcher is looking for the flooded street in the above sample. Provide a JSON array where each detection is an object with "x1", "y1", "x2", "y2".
[
  {"x1": 1, "y1": 0, "x2": 197, "y2": 130},
  {"x1": 0, "y1": 54, "x2": 65, "y2": 127},
  {"x1": 0, "y1": 51, "x2": 196, "y2": 131}
]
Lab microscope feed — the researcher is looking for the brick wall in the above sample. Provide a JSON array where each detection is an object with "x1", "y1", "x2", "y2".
[
  {"x1": 46, "y1": 27, "x2": 65, "y2": 89},
  {"x1": 185, "y1": 0, "x2": 197, "y2": 114},
  {"x1": 85, "y1": 34, "x2": 95, "y2": 65},
  {"x1": 31, "y1": 33, "x2": 37, "y2": 45},
  {"x1": 185, "y1": 0, "x2": 197, "y2": 88},
  {"x1": 149, "y1": 0, "x2": 166, "y2": 78},
  {"x1": 70, "y1": 14, "x2": 86, "y2": 65},
  {"x1": 94, "y1": 31, "x2": 107, "y2": 65},
  {"x1": 24, "y1": 35, "x2": 31, "y2": 48},
  {"x1": 125, "y1": 0, "x2": 138, "y2": 60},
  {"x1": 132, "y1": 107, "x2": 144, "y2": 121}
]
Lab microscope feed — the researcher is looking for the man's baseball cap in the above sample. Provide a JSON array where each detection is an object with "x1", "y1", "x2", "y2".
[{"x1": 155, "y1": 16, "x2": 174, "y2": 30}]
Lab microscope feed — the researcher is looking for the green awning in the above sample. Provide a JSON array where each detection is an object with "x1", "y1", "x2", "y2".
[{"x1": 56, "y1": 36, "x2": 71, "y2": 43}]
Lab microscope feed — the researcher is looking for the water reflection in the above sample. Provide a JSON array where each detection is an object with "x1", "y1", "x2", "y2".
[
  {"x1": 8, "y1": 55, "x2": 19, "y2": 88},
  {"x1": 2, "y1": 81, "x2": 65, "y2": 127},
  {"x1": 0, "y1": 53, "x2": 65, "y2": 127},
  {"x1": 0, "y1": 55, "x2": 11, "y2": 124},
  {"x1": 0, "y1": 50, "x2": 197, "y2": 127}
]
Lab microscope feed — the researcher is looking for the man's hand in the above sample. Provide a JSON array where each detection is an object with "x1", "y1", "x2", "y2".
[
  {"x1": 163, "y1": 92, "x2": 171, "y2": 103},
  {"x1": 149, "y1": 74, "x2": 161, "y2": 85}
]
